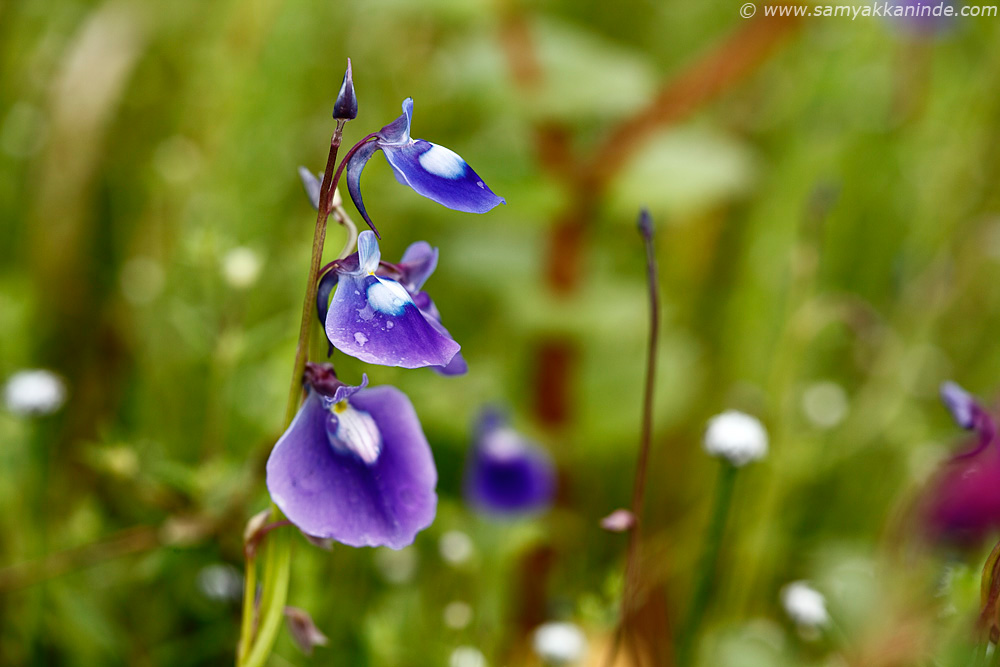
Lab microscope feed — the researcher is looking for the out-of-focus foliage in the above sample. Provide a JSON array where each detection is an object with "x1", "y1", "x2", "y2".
[{"x1": 2, "y1": 0, "x2": 1000, "y2": 664}]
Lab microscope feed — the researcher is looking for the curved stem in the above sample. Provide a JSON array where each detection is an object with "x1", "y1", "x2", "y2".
[
  {"x1": 282, "y1": 121, "x2": 347, "y2": 427},
  {"x1": 606, "y1": 212, "x2": 663, "y2": 666}
]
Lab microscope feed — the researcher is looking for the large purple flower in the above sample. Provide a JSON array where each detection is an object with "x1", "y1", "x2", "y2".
[
  {"x1": 464, "y1": 410, "x2": 555, "y2": 517},
  {"x1": 266, "y1": 363, "x2": 437, "y2": 549},
  {"x1": 322, "y1": 230, "x2": 464, "y2": 372},
  {"x1": 346, "y1": 98, "x2": 504, "y2": 235},
  {"x1": 923, "y1": 381, "x2": 1000, "y2": 546}
]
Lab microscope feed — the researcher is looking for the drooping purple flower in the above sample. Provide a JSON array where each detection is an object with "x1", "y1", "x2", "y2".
[
  {"x1": 346, "y1": 98, "x2": 504, "y2": 235},
  {"x1": 266, "y1": 363, "x2": 437, "y2": 549},
  {"x1": 923, "y1": 381, "x2": 1000, "y2": 546},
  {"x1": 464, "y1": 409, "x2": 555, "y2": 517},
  {"x1": 322, "y1": 230, "x2": 464, "y2": 371}
]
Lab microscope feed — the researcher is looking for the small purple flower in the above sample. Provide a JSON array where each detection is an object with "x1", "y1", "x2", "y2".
[
  {"x1": 887, "y1": 0, "x2": 957, "y2": 36},
  {"x1": 322, "y1": 230, "x2": 464, "y2": 371},
  {"x1": 464, "y1": 410, "x2": 555, "y2": 517},
  {"x1": 266, "y1": 363, "x2": 437, "y2": 549},
  {"x1": 923, "y1": 381, "x2": 1000, "y2": 546},
  {"x1": 346, "y1": 98, "x2": 504, "y2": 235}
]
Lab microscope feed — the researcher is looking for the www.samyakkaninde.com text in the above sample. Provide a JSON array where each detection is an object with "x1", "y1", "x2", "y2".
[{"x1": 759, "y1": 2, "x2": 997, "y2": 17}]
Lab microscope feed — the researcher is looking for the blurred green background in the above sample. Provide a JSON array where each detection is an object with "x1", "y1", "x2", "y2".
[{"x1": 3, "y1": 0, "x2": 1000, "y2": 664}]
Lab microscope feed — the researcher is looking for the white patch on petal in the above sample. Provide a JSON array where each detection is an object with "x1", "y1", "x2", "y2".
[
  {"x1": 418, "y1": 144, "x2": 466, "y2": 179},
  {"x1": 327, "y1": 401, "x2": 382, "y2": 464},
  {"x1": 481, "y1": 427, "x2": 526, "y2": 461},
  {"x1": 366, "y1": 277, "x2": 412, "y2": 315},
  {"x1": 354, "y1": 332, "x2": 368, "y2": 346}
]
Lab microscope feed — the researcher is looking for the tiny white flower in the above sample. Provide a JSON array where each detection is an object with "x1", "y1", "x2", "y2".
[
  {"x1": 532, "y1": 622, "x2": 587, "y2": 664},
  {"x1": 443, "y1": 601, "x2": 473, "y2": 629},
  {"x1": 222, "y1": 247, "x2": 262, "y2": 289},
  {"x1": 780, "y1": 581, "x2": 829, "y2": 629},
  {"x1": 449, "y1": 646, "x2": 487, "y2": 667},
  {"x1": 4, "y1": 369, "x2": 66, "y2": 416},
  {"x1": 703, "y1": 410, "x2": 768, "y2": 466},
  {"x1": 801, "y1": 381, "x2": 848, "y2": 429},
  {"x1": 196, "y1": 563, "x2": 243, "y2": 601},
  {"x1": 439, "y1": 530, "x2": 474, "y2": 565}
]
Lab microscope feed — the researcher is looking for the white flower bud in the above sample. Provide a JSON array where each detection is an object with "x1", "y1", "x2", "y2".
[
  {"x1": 3, "y1": 369, "x2": 66, "y2": 416},
  {"x1": 780, "y1": 581, "x2": 829, "y2": 628},
  {"x1": 703, "y1": 410, "x2": 768, "y2": 466}
]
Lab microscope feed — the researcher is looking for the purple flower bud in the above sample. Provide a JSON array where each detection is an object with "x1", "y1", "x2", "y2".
[
  {"x1": 284, "y1": 607, "x2": 329, "y2": 656},
  {"x1": 600, "y1": 509, "x2": 636, "y2": 532},
  {"x1": 332, "y1": 58, "x2": 357, "y2": 121},
  {"x1": 298, "y1": 167, "x2": 322, "y2": 211},
  {"x1": 940, "y1": 381, "x2": 976, "y2": 430}
]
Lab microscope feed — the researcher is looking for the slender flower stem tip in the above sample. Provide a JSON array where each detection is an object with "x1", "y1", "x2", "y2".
[
  {"x1": 637, "y1": 206, "x2": 653, "y2": 240},
  {"x1": 703, "y1": 410, "x2": 768, "y2": 466},
  {"x1": 265, "y1": 363, "x2": 438, "y2": 549},
  {"x1": 332, "y1": 58, "x2": 358, "y2": 121}
]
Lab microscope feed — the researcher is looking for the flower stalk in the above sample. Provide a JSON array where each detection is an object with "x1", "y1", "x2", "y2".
[
  {"x1": 605, "y1": 209, "x2": 665, "y2": 666},
  {"x1": 677, "y1": 461, "x2": 738, "y2": 666},
  {"x1": 238, "y1": 115, "x2": 358, "y2": 667}
]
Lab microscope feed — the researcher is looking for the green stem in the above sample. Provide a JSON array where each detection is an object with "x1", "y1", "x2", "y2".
[
  {"x1": 236, "y1": 120, "x2": 351, "y2": 667},
  {"x1": 677, "y1": 462, "x2": 738, "y2": 666}
]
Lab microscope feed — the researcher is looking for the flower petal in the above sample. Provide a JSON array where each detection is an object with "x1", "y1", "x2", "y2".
[
  {"x1": 298, "y1": 166, "x2": 322, "y2": 211},
  {"x1": 266, "y1": 387, "x2": 437, "y2": 549},
  {"x1": 397, "y1": 241, "x2": 439, "y2": 293},
  {"x1": 344, "y1": 139, "x2": 382, "y2": 236},
  {"x1": 325, "y1": 273, "x2": 460, "y2": 369},
  {"x1": 382, "y1": 139, "x2": 505, "y2": 214}
]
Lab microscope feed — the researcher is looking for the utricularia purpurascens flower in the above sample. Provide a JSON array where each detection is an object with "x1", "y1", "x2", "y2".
[
  {"x1": 464, "y1": 409, "x2": 555, "y2": 516},
  {"x1": 317, "y1": 230, "x2": 466, "y2": 372},
  {"x1": 266, "y1": 363, "x2": 437, "y2": 549},
  {"x1": 346, "y1": 98, "x2": 505, "y2": 236},
  {"x1": 922, "y1": 381, "x2": 1000, "y2": 546}
]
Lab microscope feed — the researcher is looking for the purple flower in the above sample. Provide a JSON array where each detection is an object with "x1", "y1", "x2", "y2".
[
  {"x1": 322, "y1": 230, "x2": 464, "y2": 372},
  {"x1": 464, "y1": 410, "x2": 555, "y2": 517},
  {"x1": 887, "y1": 0, "x2": 957, "y2": 36},
  {"x1": 923, "y1": 381, "x2": 1000, "y2": 546},
  {"x1": 346, "y1": 98, "x2": 504, "y2": 235},
  {"x1": 266, "y1": 363, "x2": 437, "y2": 549}
]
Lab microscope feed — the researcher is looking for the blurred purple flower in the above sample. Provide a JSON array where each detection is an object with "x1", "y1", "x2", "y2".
[
  {"x1": 464, "y1": 410, "x2": 555, "y2": 517},
  {"x1": 923, "y1": 381, "x2": 1000, "y2": 546},
  {"x1": 266, "y1": 363, "x2": 437, "y2": 549},
  {"x1": 887, "y1": 0, "x2": 957, "y2": 36},
  {"x1": 345, "y1": 98, "x2": 504, "y2": 235},
  {"x1": 322, "y1": 230, "x2": 463, "y2": 371}
]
